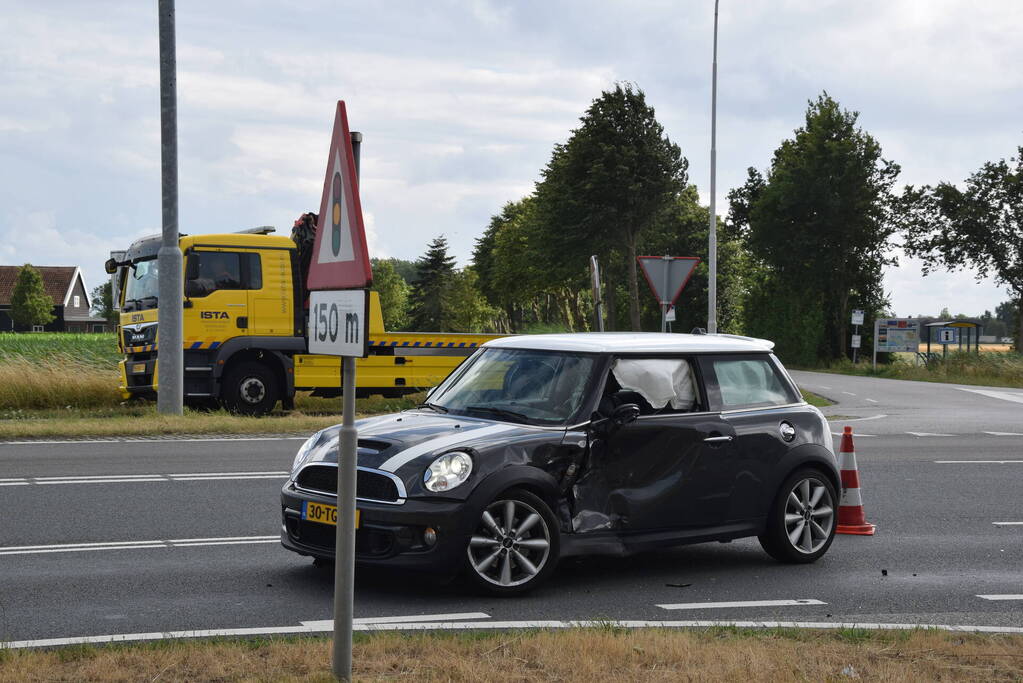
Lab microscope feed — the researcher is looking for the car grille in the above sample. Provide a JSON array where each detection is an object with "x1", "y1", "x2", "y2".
[
  {"x1": 123, "y1": 324, "x2": 157, "y2": 347},
  {"x1": 285, "y1": 518, "x2": 395, "y2": 557},
  {"x1": 295, "y1": 465, "x2": 401, "y2": 503}
]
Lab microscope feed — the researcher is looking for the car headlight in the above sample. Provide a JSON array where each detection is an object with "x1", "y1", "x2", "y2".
[
  {"x1": 424, "y1": 452, "x2": 473, "y2": 492},
  {"x1": 291, "y1": 431, "x2": 322, "y2": 476}
]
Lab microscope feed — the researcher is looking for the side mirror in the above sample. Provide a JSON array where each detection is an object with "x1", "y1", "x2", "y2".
[
  {"x1": 611, "y1": 403, "x2": 640, "y2": 426},
  {"x1": 104, "y1": 258, "x2": 118, "y2": 274},
  {"x1": 590, "y1": 403, "x2": 640, "y2": 434}
]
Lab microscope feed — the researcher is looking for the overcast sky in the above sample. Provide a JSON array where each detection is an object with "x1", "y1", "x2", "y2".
[{"x1": 1, "y1": 0, "x2": 1020, "y2": 318}]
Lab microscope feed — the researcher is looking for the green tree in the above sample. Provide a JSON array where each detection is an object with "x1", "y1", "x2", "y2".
[
  {"x1": 90, "y1": 281, "x2": 117, "y2": 325},
  {"x1": 409, "y1": 236, "x2": 455, "y2": 330},
  {"x1": 728, "y1": 93, "x2": 899, "y2": 361},
  {"x1": 370, "y1": 259, "x2": 410, "y2": 331},
  {"x1": 442, "y1": 268, "x2": 497, "y2": 333},
  {"x1": 534, "y1": 83, "x2": 688, "y2": 330},
  {"x1": 10, "y1": 264, "x2": 55, "y2": 329},
  {"x1": 900, "y1": 146, "x2": 1023, "y2": 350}
]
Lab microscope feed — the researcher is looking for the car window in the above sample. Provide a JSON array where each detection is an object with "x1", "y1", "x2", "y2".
[
  {"x1": 431, "y1": 348, "x2": 599, "y2": 426},
  {"x1": 186, "y1": 252, "x2": 261, "y2": 297},
  {"x1": 710, "y1": 357, "x2": 793, "y2": 408},
  {"x1": 610, "y1": 358, "x2": 698, "y2": 413}
]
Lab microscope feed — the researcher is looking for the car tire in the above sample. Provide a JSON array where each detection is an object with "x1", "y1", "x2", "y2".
[
  {"x1": 221, "y1": 361, "x2": 279, "y2": 416},
  {"x1": 758, "y1": 468, "x2": 837, "y2": 564},
  {"x1": 462, "y1": 488, "x2": 560, "y2": 596}
]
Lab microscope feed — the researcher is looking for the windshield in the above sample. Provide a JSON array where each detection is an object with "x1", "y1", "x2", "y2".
[
  {"x1": 428, "y1": 348, "x2": 599, "y2": 426},
  {"x1": 123, "y1": 258, "x2": 160, "y2": 311}
]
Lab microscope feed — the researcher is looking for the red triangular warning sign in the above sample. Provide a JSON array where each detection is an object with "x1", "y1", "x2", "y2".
[{"x1": 307, "y1": 101, "x2": 373, "y2": 291}]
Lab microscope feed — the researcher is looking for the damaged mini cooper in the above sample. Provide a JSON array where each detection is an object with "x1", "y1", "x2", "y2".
[{"x1": 281, "y1": 333, "x2": 840, "y2": 594}]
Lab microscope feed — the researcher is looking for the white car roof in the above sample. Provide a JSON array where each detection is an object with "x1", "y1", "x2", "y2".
[{"x1": 483, "y1": 332, "x2": 775, "y2": 354}]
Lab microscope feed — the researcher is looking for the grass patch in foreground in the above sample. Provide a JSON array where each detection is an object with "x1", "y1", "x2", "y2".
[
  {"x1": 806, "y1": 351, "x2": 1023, "y2": 389},
  {"x1": 1, "y1": 628, "x2": 1021, "y2": 681}
]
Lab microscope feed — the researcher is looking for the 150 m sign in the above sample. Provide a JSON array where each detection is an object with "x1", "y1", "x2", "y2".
[{"x1": 308, "y1": 290, "x2": 369, "y2": 358}]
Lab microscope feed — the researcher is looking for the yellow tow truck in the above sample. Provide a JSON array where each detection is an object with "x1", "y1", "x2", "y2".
[{"x1": 108, "y1": 226, "x2": 500, "y2": 414}]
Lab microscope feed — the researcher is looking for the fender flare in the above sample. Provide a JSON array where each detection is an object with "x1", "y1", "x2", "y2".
[{"x1": 458, "y1": 466, "x2": 563, "y2": 536}]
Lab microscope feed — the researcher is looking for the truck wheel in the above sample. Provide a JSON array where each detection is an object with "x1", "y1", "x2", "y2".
[{"x1": 222, "y1": 361, "x2": 279, "y2": 415}]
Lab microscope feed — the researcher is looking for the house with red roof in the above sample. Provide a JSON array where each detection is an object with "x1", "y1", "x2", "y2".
[{"x1": 0, "y1": 266, "x2": 110, "y2": 333}]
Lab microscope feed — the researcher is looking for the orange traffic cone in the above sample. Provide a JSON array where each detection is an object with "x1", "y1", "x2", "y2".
[{"x1": 836, "y1": 426, "x2": 876, "y2": 535}]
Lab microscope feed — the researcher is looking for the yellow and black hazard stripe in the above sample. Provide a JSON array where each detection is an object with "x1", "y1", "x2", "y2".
[{"x1": 367, "y1": 340, "x2": 483, "y2": 349}]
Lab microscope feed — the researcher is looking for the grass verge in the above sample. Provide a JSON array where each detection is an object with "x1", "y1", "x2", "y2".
[
  {"x1": 799, "y1": 388, "x2": 833, "y2": 408},
  {"x1": 1, "y1": 628, "x2": 1021, "y2": 681},
  {"x1": 0, "y1": 394, "x2": 423, "y2": 441},
  {"x1": 803, "y1": 351, "x2": 1023, "y2": 389}
]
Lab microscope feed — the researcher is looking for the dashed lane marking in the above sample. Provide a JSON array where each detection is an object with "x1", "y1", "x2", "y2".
[
  {"x1": 842, "y1": 392, "x2": 856, "y2": 396},
  {"x1": 832, "y1": 432, "x2": 876, "y2": 437},
  {"x1": 657, "y1": 599, "x2": 825, "y2": 610},
  {"x1": 0, "y1": 535, "x2": 279, "y2": 556},
  {"x1": 864, "y1": 398, "x2": 879, "y2": 403},
  {"x1": 978, "y1": 595, "x2": 1023, "y2": 601},
  {"x1": 0, "y1": 471, "x2": 290, "y2": 487},
  {"x1": 936, "y1": 460, "x2": 1023, "y2": 464},
  {"x1": 5, "y1": 620, "x2": 1023, "y2": 649},
  {"x1": 993, "y1": 522, "x2": 1023, "y2": 527},
  {"x1": 300, "y1": 613, "x2": 491, "y2": 628},
  {"x1": 983, "y1": 431, "x2": 1023, "y2": 436},
  {"x1": 906, "y1": 432, "x2": 954, "y2": 437},
  {"x1": 842, "y1": 414, "x2": 888, "y2": 422}
]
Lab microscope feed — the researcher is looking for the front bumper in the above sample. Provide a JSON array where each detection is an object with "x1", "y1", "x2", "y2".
[{"x1": 280, "y1": 482, "x2": 468, "y2": 574}]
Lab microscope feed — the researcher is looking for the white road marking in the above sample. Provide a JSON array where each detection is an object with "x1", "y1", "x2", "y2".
[
  {"x1": 0, "y1": 471, "x2": 290, "y2": 487},
  {"x1": 832, "y1": 432, "x2": 876, "y2": 437},
  {"x1": 864, "y1": 398, "x2": 879, "y2": 403},
  {"x1": 818, "y1": 385, "x2": 832, "y2": 390},
  {"x1": 657, "y1": 599, "x2": 825, "y2": 610},
  {"x1": 5, "y1": 619, "x2": 1023, "y2": 649},
  {"x1": 842, "y1": 414, "x2": 888, "y2": 422},
  {"x1": 983, "y1": 432, "x2": 1023, "y2": 436},
  {"x1": 0, "y1": 535, "x2": 279, "y2": 556},
  {"x1": 977, "y1": 595, "x2": 1023, "y2": 601},
  {"x1": 906, "y1": 432, "x2": 954, "y2": 437},
  {"x1": 842, "y1": 391, "x2": 856, "y2": 396},
  {"x1": 993, "y1": 522, "x2": 1023, "y2": 526},
  {"x1": 301, "y1": 613, "x2": 491, "y2": 628},
  {"x1": 957, "y1": 387, "x2": 1023, "y2": 404},
  {"x1": 0, "y1": 437, "x2": 308, "y2": 446},
  {"x1": 936, "y1": 460, "x2": 1023, "y2": 464}
]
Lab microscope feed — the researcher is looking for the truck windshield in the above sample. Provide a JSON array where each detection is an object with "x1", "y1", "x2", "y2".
[
  {"x1": 122, "y1": 258, "x2": 160, "y2": 311},
  {"x1": 428, "y1": 348, "x2": 598, "y2": 426}
]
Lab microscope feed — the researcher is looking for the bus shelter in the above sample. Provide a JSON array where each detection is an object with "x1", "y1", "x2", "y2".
[{"x1": 924, "y1": 320, "x2": 981, "y2": 358}]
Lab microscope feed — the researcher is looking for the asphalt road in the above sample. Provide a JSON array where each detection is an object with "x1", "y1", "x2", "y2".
[{"x1": 1, "y1": 373, "x2": 1020, "y2": 645}]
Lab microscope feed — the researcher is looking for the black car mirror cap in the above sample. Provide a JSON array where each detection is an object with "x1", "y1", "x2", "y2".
[{"x1": 612, "y1": 403, "x2": 640, "y2": 426}]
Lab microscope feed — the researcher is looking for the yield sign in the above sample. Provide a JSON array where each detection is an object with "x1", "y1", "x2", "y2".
[
  {"x1": 307, "y1": 101, "x2": 373, "y2": 291},
  {"x1": 638, "y1": 256, "x2": 700, "y2": 306}
]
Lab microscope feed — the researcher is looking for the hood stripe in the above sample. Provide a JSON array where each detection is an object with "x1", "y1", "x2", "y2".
[{"x1": 378, "y1": 424, "x2": 518, "y2": 473}]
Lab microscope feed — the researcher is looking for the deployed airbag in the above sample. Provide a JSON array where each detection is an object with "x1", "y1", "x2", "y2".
[{"x1": 611, "y1": 358, "x2": 696, "y2": 410}]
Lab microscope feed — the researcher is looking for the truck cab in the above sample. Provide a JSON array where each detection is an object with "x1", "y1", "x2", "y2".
[{"x1": 112, "y1": 229, "x2": 500, "y2": 414}]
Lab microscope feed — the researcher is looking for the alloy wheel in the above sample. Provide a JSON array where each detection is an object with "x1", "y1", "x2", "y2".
[
  {"x1": 783, "y1": 477, "x2": 835, "y2": 554},
  {"x1": 467, "y1": 498, "x2": 552, "y2": 587}
]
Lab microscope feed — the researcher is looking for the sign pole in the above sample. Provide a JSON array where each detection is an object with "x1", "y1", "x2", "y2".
[
  {"x1": 331, "y1": 130, "x2": 363, "y2": 682},
  {"x1": 707, "y1": 0, "x2": 719, "y2": 334},
  {"x1": 590, "y1": 255, "x2": 604, "y2": 332},
  {"x1": 156, "y1": 0, "x2": 183, "y2": 415},
  {"x1": 660, "y1": 255, "x2": 671, "y2": 333}
]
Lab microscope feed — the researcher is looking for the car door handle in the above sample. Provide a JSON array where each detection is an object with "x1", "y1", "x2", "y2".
[{"x1": 703, "y1": 435, "x2": 733, "y2": 443}]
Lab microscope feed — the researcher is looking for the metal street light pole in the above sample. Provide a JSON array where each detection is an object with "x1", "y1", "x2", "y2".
[
  {"x1": 157, "y1": 0, "x2": 183, "y2": 414},
  {"x1": 707, "y1": 0, "x2": 719, "y2": 334}
]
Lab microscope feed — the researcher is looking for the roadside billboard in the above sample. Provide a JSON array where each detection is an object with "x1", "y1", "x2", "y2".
[{"x1": 874, "y1": 318, "x2": 920, "y2": 353}]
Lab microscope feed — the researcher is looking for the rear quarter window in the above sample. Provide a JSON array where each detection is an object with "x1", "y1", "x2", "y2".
[{"x1": 701, "y1": 355, "x2": 798, "y2": 409}]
